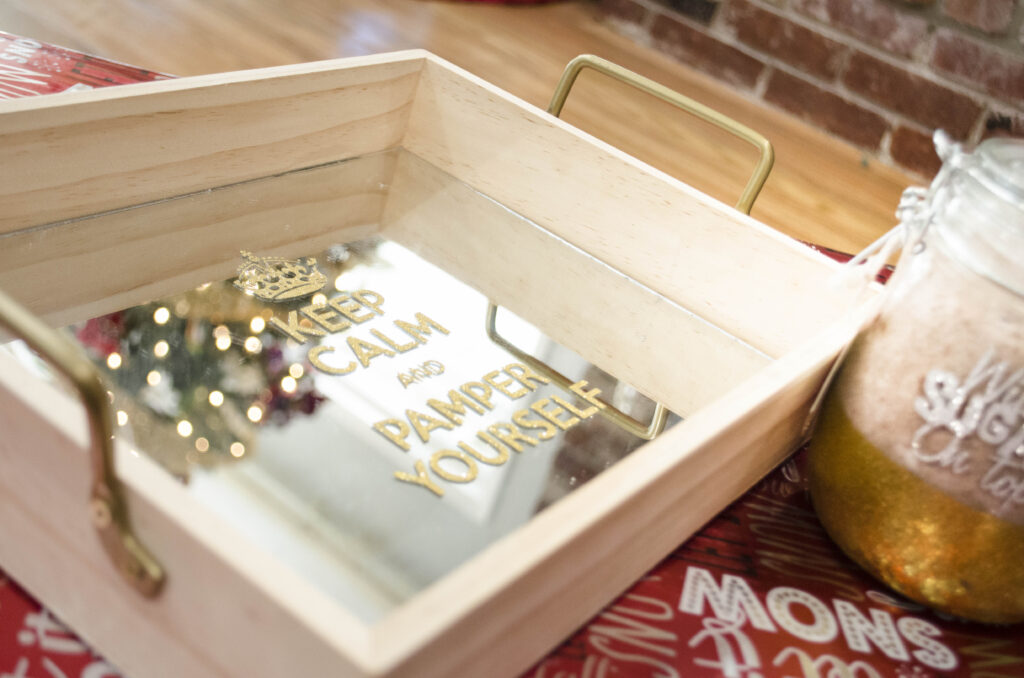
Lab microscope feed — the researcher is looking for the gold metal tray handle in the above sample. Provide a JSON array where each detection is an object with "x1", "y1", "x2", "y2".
[
  {"x1": 0, "y1": 288, "x2": 164, "y2": 596},
  {"x1": 487, "y1": 54, "x2": 775, "y2": 441},
  {"x1": 548, "y1": 55, "x2": 775, "y2": 213}
]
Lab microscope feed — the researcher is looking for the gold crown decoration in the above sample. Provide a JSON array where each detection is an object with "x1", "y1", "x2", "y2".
[{"x1": 233, "y1": 250, "x2": 327, "y2": 302}]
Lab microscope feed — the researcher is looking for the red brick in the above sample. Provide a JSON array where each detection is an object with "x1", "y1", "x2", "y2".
[
  {"x1": 765, "y1": 70, "x2": 888, "y2": 148},
  {"x1": 931, "y1": 30, "x2": 1024, "y2": 104},
  {"x1": 943, "y1": 0, "x2": 1015, "y2": 35},
  {"x1": 650, "y1": 14, "x2": 765, "y2": 88},
  {"x1": 663, "y1": 0, "x2": 719, "y2": 25},
  {"x1": 890, "y1": 125, "x2": 942, "y2": 177},
  {"x1": 599, "y1": 0, "x2": 650, "y2": 24},
  {"x1": 793, "y1": 0, "x2": 928, "y2": 57},
  {"x1": 982, "y1": 109, "x2": 1024, "y2": 140},
  {"x1": 844, "y1": 52, "x2": 981, "y2": 137},
  {"x1": 725, "y1": 0, "x2": 847, "y2": 80}
]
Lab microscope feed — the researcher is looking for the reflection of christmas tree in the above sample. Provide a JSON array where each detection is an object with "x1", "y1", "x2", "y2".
[{"x1": 73, "y1": 278, "x2": 326, "y2": 478}]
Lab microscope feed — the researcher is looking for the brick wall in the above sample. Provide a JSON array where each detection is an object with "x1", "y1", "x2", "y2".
[{"x1": 597, "y1": 0, "x2": 1024, "y2": 177}]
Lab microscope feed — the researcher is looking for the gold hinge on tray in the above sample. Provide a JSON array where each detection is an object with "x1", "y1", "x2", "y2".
[
  {"x1": 487, "y1": 54, "x2": 775, "y2": 440},
  {"x1": 0, "y1": 288, "x2": 164, "y2": 597}
]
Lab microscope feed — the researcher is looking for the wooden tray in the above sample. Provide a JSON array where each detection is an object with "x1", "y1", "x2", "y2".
[{"x1": 0, "y1": 51, "x2": 871, "y2": 677}]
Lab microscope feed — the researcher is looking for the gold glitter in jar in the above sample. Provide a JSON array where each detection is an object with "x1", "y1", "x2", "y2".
[{"x1": 809, "y1": 396, "x2": 1024, "y2": 623}]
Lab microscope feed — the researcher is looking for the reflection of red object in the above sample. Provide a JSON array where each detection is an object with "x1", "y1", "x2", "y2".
[{"x1": 74, "y1": 313, "x2": 124, "y2": 357}]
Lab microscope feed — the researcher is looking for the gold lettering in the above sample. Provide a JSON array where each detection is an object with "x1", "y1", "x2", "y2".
[
  {"x1": 488, "y1": 422, "x2": 539, "y2": 452},
  {"x1": 461, "y1": 381, "x2": 495, "y2": 410},
  {"x1": 347, "y1": 336, "x2": 395, "y2": 367},
  {"x1": 484, "y1": 370, "x2": 529, "y2": 399},
  {"x1": 269, "y1": 310, "x2": 326, "y2": 343},
  {"x1": 394, "y1": 460, "x2": 444, "y2": 496},
  {"x1": 329, "y1": 294, "x2": 375, "y2": 323},
  {"x1": 353, "y1": 289, "x2": 385, "y2": 316},
  {"x1": 301, "y1": 303, "x2": 351, "y2": 333},
  {"x1": 428, "y1": 390, "x2": 487, "y2": 425},
  {"x1": 430, "y1": 448, "x2": 479, "y2": 482},
  {"x1": 477, "y1": 431, "x2": 512, "y2": 461},
  {"x1": 374, "y1": 419, "x2": 411, "y2": 451},
  {"x1": 531, "y1": 398, "x2": 580, "y2": 431},
  {"x1": 407, "y1": 409, "x2": 454, "y2": 443},
  {"x1": 570, "y1": 380, "x2": 606, "y2": 410},
  {"x1": 513, "y1": 409, "x2": 558, "y2": 440},
  {"x1": 461, "y1": 439, "x2": 508, "y2": 465},
  {"x1": 554, "y1": 394, "x2": 599, "y2": 420},
  {"x1": 372, "y1": 328, "x2": 419, "y2": 353},
  {"x1": 505, "y1": 362, "x2": 551, "y2": 390},
  {"x1": 308, "y1": 345, "x2": 356, "y2": 375},
  {"x1": 395, "y1": 312, "x2": 449, "y2": 343}
]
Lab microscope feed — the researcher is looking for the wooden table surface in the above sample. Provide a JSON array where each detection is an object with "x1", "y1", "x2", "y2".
[{"x1": 0, "y1": 0, "x2": 915, "y2": 253}]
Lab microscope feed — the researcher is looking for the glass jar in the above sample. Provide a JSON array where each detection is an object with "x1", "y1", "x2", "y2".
[{"x1": 808, "y1": 134, "x2": 1024, "y2": 624}]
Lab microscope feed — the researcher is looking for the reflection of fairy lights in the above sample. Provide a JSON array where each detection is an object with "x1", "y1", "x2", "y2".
[
  {"x1": 213, "y1": 325, "x2": 230, "y2": 338},
  {"x1": 176, "y1": 420, "x2": 193, "y2": 437},
  {"x1": 195, "y1": 282, "x2": 211, "y2": 292},
  {"x1": 311, "y1": 293, "x2": 327, "y2": 307},
  {"x1": 289, "y1": 363, "x2": 304, "y2": 379},
  {"x1": 153, "y1": 307, "x2": 170, "y2": 325},
  {"x1": 208, "y1": 390, "x2": 224, "y2": 407},
  {"x1": 247, "y1": 405, "x2": 263, "y2": 423},
  {"x1": 146, "y1": 370, "x2": 161, "y2": 386},
  {"x1": 195, "y1": 437, "x2": 209, "y2": 453},
  {"x1": 215, "y1": 335, "x2": 232, "y2": 351},
  {"x1": 244, "y1": 336, "x2": 262, "y2": 353},
  {"x1": 106, "y1": 352, "x2": 122, "y2": 370},
  {"x1": 153, "y1": 340, "x2": 169, "y2": 358},
  {"x1": 250, "y1": 316, "x2": 266, "y2": 333},
  {"x1": 230, "y1": 442, "x2": 245, "y2": 458},
  {"x1": 280, "y1": 376, "x2": 297, "y2": 393},
  {"x1": 116, "y1": 410, "x2": 128, "y2": 427}
]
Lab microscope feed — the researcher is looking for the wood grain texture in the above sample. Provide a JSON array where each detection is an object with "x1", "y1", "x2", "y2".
[
  {"x1": 0, "y1": 53, "x2": 420, "y2": 232},
  {"x1": 383, "y1": 150, "x2": 770, "y2": 417},
  {"x1": 0, "y1": 351, "x2": 375, "y2": 678},
  {"x1": 0, "y1": 0, "x2": 914, "y2": 253},
  {"x1": 0, "y1": 151, "x2": 393, "y2": 325},
  {"x1": 403, "y1": 56, "x2": 857, "y2": 359}
]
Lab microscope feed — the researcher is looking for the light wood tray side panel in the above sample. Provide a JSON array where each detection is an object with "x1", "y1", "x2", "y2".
[
  {"x1": 0, "y1": 152, "x2": 392, "y2": 326},
  {"x1": 0, "y1": 352, "x2": 374, "y2": 678},
  {"x1": 382, "y1": 151, "x2": 769, "y2": 416},
  {"x1": 402, "y1": 56, "x2": 855, "y2": 359},
  {"x1": 0, "y1": 53, "x2": 423, "y2": 233}
]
